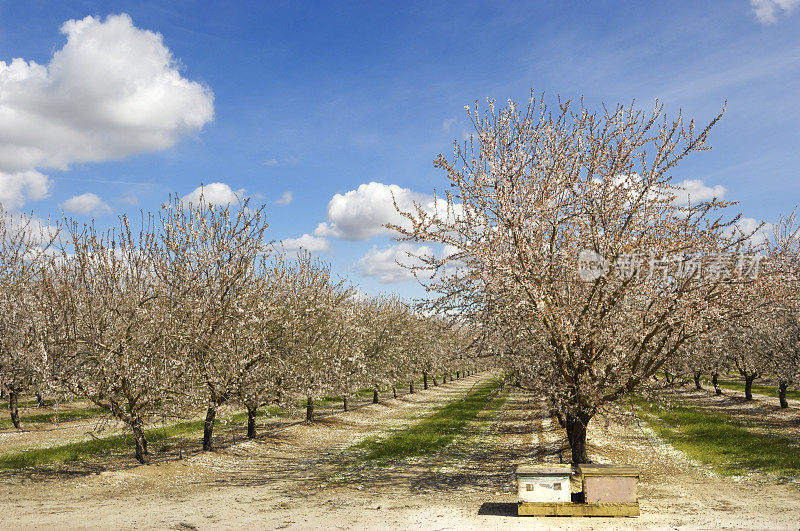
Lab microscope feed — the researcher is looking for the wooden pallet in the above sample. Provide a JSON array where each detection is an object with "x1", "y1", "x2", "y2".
[{"x1": 518, "y1": 501, "x2": 640, "y2": 517}]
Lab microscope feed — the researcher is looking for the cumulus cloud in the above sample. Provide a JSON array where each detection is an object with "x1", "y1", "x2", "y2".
[
  {"x1": 0, "y1": 170, "x2": 51, "y2": 209},
  {"x1": 0, "y1": 13, "x2": 213, "y2": 175},
  {"x1": 60, "y1": 192, "x2": 112, "y2": 215},
  {"x1": 314, "y1": 182, "x2": 455, "y2": 241},
  {"x1": 442, "y1": 118, "x2": 457, "y2": 131},
  {"x1": 751, "y1": 0, "x2": 800, "y2": 23},
  {"x1": 673, "y1": 179, "x2": 727, "y2": 204},
  {"x1": 274, "y1": 191, "x2": 293, "y2": 205},
  {"x1": 183, "y1": 182, "x2": 245, "y2": 205},
  {"x1": 355, "y1": 243, "x2": 436, "y2": 283},
  {"x1": 281, "y1": 233, "x2": 331, "y2": 253},
  {"x1": 727, "y1": 217, "x2": 773, "y2": 247}
]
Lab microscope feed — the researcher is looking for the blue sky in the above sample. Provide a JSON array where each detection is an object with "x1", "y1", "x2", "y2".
[{"x1": 1, "y1": 1, "x2": 798, "y2": 297}]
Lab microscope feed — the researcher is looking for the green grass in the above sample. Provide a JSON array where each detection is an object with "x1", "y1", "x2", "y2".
[
  {"x1": 633, "y1": 396, "x2": 800, "y2": 477},
  {"x1": 0, "y1": 407, "x2": 109, "y2": 430},
  {"x1": 353, "y1": 378, "x2": 502, "y2": 462},
  {"x1": 701, "y1": 378, "x2": 800, "y2": 401},
  {"x1": 0, "y1": 419, "x2": 206, "y2": 470}
]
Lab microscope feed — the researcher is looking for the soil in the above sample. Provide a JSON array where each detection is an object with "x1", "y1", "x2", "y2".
[{"x1": 1, "y1": 374, "x2": 799, "y2": 530}]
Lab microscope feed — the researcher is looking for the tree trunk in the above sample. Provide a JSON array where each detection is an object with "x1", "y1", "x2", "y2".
[
  {"x1": 372, "y1": 388, "x2": 379, "y2": 404},
  {"x1": 712, "y1": 372, "x2": 722, "y2": 395},
  {"x1": 409, "y1": 381, "x2": 414, "y2": 394},
  {"x1": 306, "y1": 396, "x2": 314, "y2": 421},
  {"x1": 247, "y1": 405, "x2": 257, "y2": 439},
  {"x1": 779, "y1": 381, "x2": 789, "y2": 408},
  {"x1": 35, "y1": 390, "x2": 43, "y2": 407},
  {"x1": 432, "y1": 375, "x2": 438, "y2": 386},
  {"x1": 343, "y1": 396, "x2": 349, "y2": 412},
  {"x1": 565, "y1": 412, "x2": 592, "y2": 465},
  {"x1": 392, "y1": 384, "x2": 397, "y2": 398},
  {"x1": 693, "y1": 371, "x2": 702, "y2": 390},
  {"x1": 203, "y1": 406, "x2": 216, "y2": 451},
  {"x1": 9, "y1": 390, "x2": 21, "y2": 429},
  {"x1": 442, "y1": 373, "x2": 447, "y2": 384},
  {"x1": 131, "y1": 417, "x2": 149, "y2": 464},
  {"x1": 456, "y1": 371, "x2": 460, "y2": 379},
  {"x1": 423, "y1": 372, "x2": 428, "y2": 390},
  {"x1": 744, "y1": 374, "x2": 757, "y2": 400}
]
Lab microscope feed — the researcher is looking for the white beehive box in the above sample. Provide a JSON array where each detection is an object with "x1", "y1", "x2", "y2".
[{"x1": 516, "y1": 464, "x2": 572, "y2": 503}]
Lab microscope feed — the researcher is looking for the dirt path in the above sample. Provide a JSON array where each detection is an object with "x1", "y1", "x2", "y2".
[{"x1": 2, "y1": 379, "x2": 799, "y2": 530}]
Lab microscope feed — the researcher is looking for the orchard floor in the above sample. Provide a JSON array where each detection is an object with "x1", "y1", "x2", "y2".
[{"x1": 2, "y1": 373, "x2": 799, "y2": 530}]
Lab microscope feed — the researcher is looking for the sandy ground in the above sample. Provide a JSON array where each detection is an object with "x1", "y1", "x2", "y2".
[{"x1": 2, "y1": 374, "x2": 799, "y2": 530}]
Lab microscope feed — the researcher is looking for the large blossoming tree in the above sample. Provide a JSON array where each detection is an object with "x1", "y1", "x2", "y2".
[{"x1": 394, "y1": 94, "x2": 755, "y2": 463}]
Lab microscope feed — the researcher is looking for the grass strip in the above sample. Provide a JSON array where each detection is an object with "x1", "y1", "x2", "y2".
[
  {"x1": 0, "y1": 407, "x2": 109, "y2": 430},
  {"x1": 353, "y1": 377, "x2": 502, "y2": 462},
  {"x1": 0, "y1": 419, "x2": 205, "y2": 469},
  {"x1": 633, "y1": 396, "x2": 800, "y2": 477}
]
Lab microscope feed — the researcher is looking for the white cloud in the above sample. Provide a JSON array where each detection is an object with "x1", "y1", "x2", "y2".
[
  {"x1": 442, "y1": 118, "x2": 457, "y2": 131},
  {"x1": 314, "y1": 182, "x2": 455, "y2": 241},
  {"x1": 274, "y1": 191, "x2": 293, "y2": 205},
  {"x1": 751, "y1": 0, "x2": 800, "y2": 23},
  {"x1": 264, "y1": 158, "x2": 280, "y2": 166},
  {"x1": 673, "y1": 179, "x2": 727, "y2": 204},
  {"x1": 0, "y1": 170, "x2": 51, "y2": 209},
  {"x1": 183, "y1": 182, "x2": 245, "y2": 205},
  {"x1": 0, "y1": 13, "x2": 213, "y2": 174},
  {"x1": 281, "y1": 233, "x2": 331, "y2": 253},
  {"x1": 60, "y1": 192, "x2": 112, "y2": 215},
  {"x1": 727, "y1": 217, "x2": 773, "y2": 247},
  {"x1": 355, "y1": 243, "x2": 435, "y2": 283}
]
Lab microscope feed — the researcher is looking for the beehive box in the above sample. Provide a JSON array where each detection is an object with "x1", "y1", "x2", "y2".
[
  {"x1": 578, "y1": 464, "x2": 639, "y2": 504},
  {"x1": 516, "y1": 464, "x2": 572, "y2": 503}
]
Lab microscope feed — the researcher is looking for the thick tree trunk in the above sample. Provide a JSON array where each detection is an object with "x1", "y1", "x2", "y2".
[
  {"x1": 423, "y1": 372, "x2": 428, "y2": 390},
  {"x1": 247, "y1": 405, "x2": 257, "y2": 439},
  {"x1": 131, "y1": 417, "x2": 149, "y2": 464},
  {"x1": 744, "y1": 375, "x2": 757, "y2": 400},
  {"x1": 712, "y1": 372, "x2": 722, "y2": 395},
  {"x1": 9, "y1": 390, "x2": 21, "y2": 429},
  {"x1": 432, "y1": 375, "x2": 438, "y2": 386},
  {"x1": 373, "y1": 388, "x2": 379, "y2": 404},
  {"x1": 779, "y1": 382, "x2": 789, "y2": 409},
  {"x1": 306, "y1": 396, "x2": 314, "y2": 421},
  {"x1": 456, "y1": 371, "x2": 460, "y2": 379},
  {"x1": 202, "y1": 406, "x2": 216, "y2": 451},
  {"x1": 693, "y1": 371, "x2": 703, "y2": 390},
  {"x1": 565, "y1": 412, "x2": 592, "y2": 465},
  {"x1": 442, "y1": 373, "x2": 447, "y2": 384},
  {"x1": 343, "y1": 396, "x2": 349, "y2": 412},
  {"x1": 409, "y1": 381, "x2": 414, "y2": 394}
]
